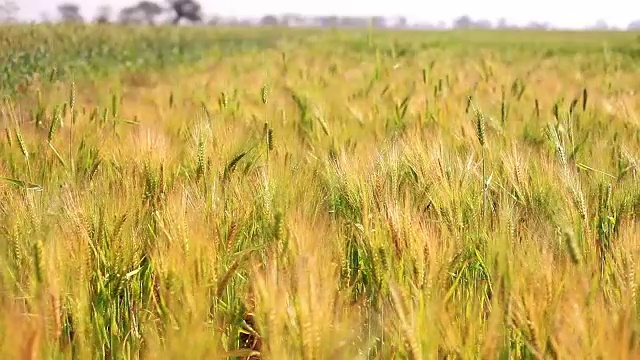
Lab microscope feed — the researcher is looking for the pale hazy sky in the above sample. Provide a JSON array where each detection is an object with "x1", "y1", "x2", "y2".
[{"x1": 16, "y1": 0, "x2": 640, "y2": 28}]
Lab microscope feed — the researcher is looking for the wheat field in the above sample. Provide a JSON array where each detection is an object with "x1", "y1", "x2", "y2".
[{"x1": 0, "y1": 25, "x2": 639, "y2": 359}]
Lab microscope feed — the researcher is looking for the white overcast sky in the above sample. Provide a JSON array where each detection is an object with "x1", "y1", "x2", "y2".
[{"x1": 15, "y1": 0, "x2": 640, "y2": 28}]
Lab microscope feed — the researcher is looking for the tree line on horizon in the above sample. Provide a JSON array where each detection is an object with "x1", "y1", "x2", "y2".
[{"x1": 1, "y1": 0, "x2": 640, "y2": 30}]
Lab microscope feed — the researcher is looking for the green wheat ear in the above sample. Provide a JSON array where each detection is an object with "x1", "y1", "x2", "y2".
[
  {"x1": 69, "y1": 81, "x2": 76, "y2": 110},
  {"x1": 564, "y1": 229, "x2": 581, "y2": 265},
  {"x1": 196, "y1": 137, "x2": 205, "y2": 178},
  {"x1": 469, "y1": 98, "x2": 486, "y2": 147},
  {"x1": 261, "y1": 84, "x2": 269, "y2": 105},
  {"x1": 263, "y1": 122, "x2": 273, "y2": 152},
  {"x1": 111, "y1": 93, "x2": 118, "y2": 118},
  {"x1": 15, "y1": 128, "x2": 28, "y2": 160},
  {"x1": 5, "y1": 128, "x2": 12, "y2": 147},
  {"x1": 267, "y1": 128, "x2": 274, "y2": 152},
  {"x1": 48, "y1": 106, "x2": 61, "y2": 142},
  {"x1": 49, "y1": 67, "x2": 57, "y2": 83},
  {"x1": 33, "y1": 239, "x2": 45, "y2": 285},
  {"x1": 546, "y1": 124, "x2": 567, "y2": 169}
]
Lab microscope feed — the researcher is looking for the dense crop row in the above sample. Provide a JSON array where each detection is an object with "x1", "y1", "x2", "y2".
[
  {"x1": 0, "y1": 25, "x2": 278, "y2": 95},
  {"x1": 0, "y1": 26, "x2": 639, "y2": 359}
]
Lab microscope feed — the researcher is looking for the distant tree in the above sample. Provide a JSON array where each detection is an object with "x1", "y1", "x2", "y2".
[
  {"x1": 370, "y1": 16, "x2": 386, "y2": 29},
  {"x1": 525, "y1": 21, "x2": 550, "y2": 30},
  {"x1": 453, "y1": 15, "x2": 473, "y2": 29},
  {"x1": 58, "y1": 3, "x2": 83, "y2": 23},
  {"x1": 281, "y1": 13, "x2": 304, "y2": 27},
  {"x1": 118, "y1": 7, "x2": 133, "y2": 24},
  {"x1": 628, "y1": 20, "x2": 640, "y2": 30},
  {"x1": 136, "y1": 1, "x2": 164, "y2": 25},
  {"x1": 118, "y1": 3, "x2": 165, "y2": 25},
  {"x1": 591, "y1": 19, "x2": 609, "y2": 30},
  {"x1": 396, "y1": 17, "x2": 408, "y2": 28},
  {"x1": 0, "y1": 0, "x2": 19, "y2": 23},
  {"x1": 260, "y1": 15, "x2": 279, "y2": 26},
  {"x1": 475, "y1": 19, "x2": 493, "y2": 29},
  {"x1": 94, "y1": 5, "x2": 111, "y2": 23},
  {"x1": 208, "y1": 15, "x2": 222, "y2": 25},
  {"x1": 168, "y1": 0, "x2": 202, "y2": 24},
  {"x1": 497, "y1": 18, "x2": 510, "y2": 29},
  {"x1": 319, "y1": 16, "x2": 339, "y2": 27},
  {"x1": 339, "y1": 17, "x2": 369, "y2": 28},
  {"x1": 452, "y1": 15, "x2": 492, "y2": 29}
]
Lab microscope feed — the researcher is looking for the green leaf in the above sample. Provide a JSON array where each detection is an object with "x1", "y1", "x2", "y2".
[{"x1": 0, "y1": 177, "x2": 43, "y2": 191}]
